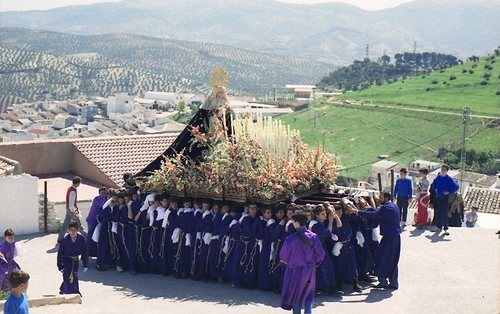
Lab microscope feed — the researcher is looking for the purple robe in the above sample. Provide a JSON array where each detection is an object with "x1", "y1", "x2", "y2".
[
  {"x1": 57, "y1": 233, "x2": 89, "y2": 296},
  {"x1": 280, "y1": 228, "x2": 325, "y2": 311},
  {"x1": 87, "y1": 195, "x2": 106, "y2": 257},
  {"x1": 0, "y1": 240, "x2": 21, "y2": 292}
]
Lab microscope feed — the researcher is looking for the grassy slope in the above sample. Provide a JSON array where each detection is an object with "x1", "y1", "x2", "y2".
[
  {"x1": 351, "y1": 57, "x2": 500, "y2": 116},
  {"x1": 277, "y1": 56, "x2": 500, "y2": 184}
]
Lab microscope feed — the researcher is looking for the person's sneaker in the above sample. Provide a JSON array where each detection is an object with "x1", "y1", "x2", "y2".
[
  {"x1": 444, "y1": 230, "x2": 450, "y2": 236},
  {"x1": 96, "y1": 265, "x2": 106, "y2": 271},
  {"x1": 116, "y1": 266, "x2": 124, "y2": 272}
]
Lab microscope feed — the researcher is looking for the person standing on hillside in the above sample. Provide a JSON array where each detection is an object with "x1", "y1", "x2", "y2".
[
  {"x1": 58, "y1": 176, "x2": 86, "y2": 244},
  {"x1": 431, "y1": 165, "x2": 459, "y2": 235},
  {"x1": 394, "y1": 168, "x2": 412, "y2": 226}
]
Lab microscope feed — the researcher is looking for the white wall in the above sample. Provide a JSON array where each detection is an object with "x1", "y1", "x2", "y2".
[{"x1": 0, "y1": 174, "x2": 39, "y2": 235}]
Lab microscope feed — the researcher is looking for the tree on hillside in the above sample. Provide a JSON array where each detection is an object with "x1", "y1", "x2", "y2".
[{"x1": 178, "y1": 100, "x2": 186, "y2": 113}]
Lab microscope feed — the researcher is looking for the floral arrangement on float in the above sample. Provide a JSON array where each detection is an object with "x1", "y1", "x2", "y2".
[
  {"x1": 139, "y1": 67, "x2": 338, "y2": 203},
  {"x1": 140, "y1": 113, "x2": 338, "y2": 203}
]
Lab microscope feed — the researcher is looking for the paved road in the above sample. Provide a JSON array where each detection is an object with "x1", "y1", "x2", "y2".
[{"x1": 9, "y1": 225, "x2": 500, "y2": 314}]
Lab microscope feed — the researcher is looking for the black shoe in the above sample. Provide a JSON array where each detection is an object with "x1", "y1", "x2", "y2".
[
  {"x1": 358, "y1": 274, "x2": 377, "y2": 283},
  {"x1": 352, "y1": 278, "x2": 362, "y2": 292},
  {"x1": 372, "y1": 283, "x2": 388, "y2": 289},
  {"x1": 352, "y1": 284, "x2": 362, "y2": 292},
  {"x1": 96, "y1": 265, "x2": 106, "y2": 271},
  {"x1": 130, "y1": 270, "x2": 137, "y2": 275},
  {"x1": 191, "y1": 275, "x2": 200, "y2": 281},
  {"x1": 496, "y1": 230, "x2": 500, "y2": 235},
  {"x1": 329, "y1": 287, "x2": 344, "y2": 297},
  {"x1": 388, "y1": 284, "x2": 399, "y2": 290},
  {"x1": 59, "y1": 290, "x2": 64, "y2": 295}
]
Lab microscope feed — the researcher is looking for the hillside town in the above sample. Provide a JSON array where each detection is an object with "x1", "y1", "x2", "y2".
[{"x1": 0, "y1": 86, "x2": 315, "y2": 142}]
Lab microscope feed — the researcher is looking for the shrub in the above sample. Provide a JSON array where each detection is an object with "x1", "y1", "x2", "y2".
[
  {"x1": 432, "y1": 80, "x2": 439, "y2": 84},
  {"x1": 484, "y1": 64, "x2": 490, "y2": 69},
  {"x1": 439, "y1": 69, "x2": 445, "y2": 73},
  {"x1": 443, "y1": 81, "x2": 447, "y2": 84},
  {"x1": 480, "y1": 80, "x2": 488, "y2": 85},
  {"x1": 496, "y1": 91, "x2": 500, "y2": 95},
  {"x1": 422, "y1": 76, "x2": 426, "y2": 78},
  {"x1": 472, "y1": 64, "x2": 478, "y2": 68},
  {"x1": 462, "y1": 69, "x2": 467, "y2": 73},
  {"x1": 469, "y1": 70, "x2": 474, "y2": 74},
  {"x1": 425, "y1": 87, "x2": 431, "y2": 91},
  {"x1": 484, "y1": 73, "x2": 491, "y2": 78},
  {"x1": 450, "y1": 75, "x2": 457, "y2": 80}
]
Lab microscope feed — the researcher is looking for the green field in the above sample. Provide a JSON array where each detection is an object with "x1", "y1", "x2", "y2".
[
  {"x1": 349, "y1": 56, "x2": 500, "y2": 116},
  {"x1": 277, "y1": 56, "x2": 500, "y2": 184}
]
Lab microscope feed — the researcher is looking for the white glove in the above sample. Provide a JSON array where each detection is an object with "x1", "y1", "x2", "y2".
[
  {"x1": 258, "y1": 239, "x2": 263, "y2": 253},
  {"x1": 238, "y1": 213, "x2": 248, "y2": 224},
  {"x1": 332, "y1": 242, "x2": 343, "y2": 256},
  {"x1": 111, "y1": 222, "x2": 118, "y2": 234},
  {"x1": 222, "y1": 237, "x2": 229, "y2": 254},
  {"x1": 196, "y1": 232, "x2": 202, "y2": 240},
  {"x1": 356, "y1": 231, "x2": 365, "y2": 247},
  {"x1": 185, "y1": 233, "x2": 192, "y2": 247},
  {"x1": 171, "y1": 228, "x2": 180, "y2": 244},
  {"x1": 331, "y1": 234, "x2": 339, "y2": 241},
  {"x1": 372, "y1": 227, "x2": 381, "y2": 242},
  {"x1": 203, "y1": 232, "x2": 212, "y2": 245},
  {"x1": 266, "y1": 219, "x2": 276, "y2": 226},
  {"x1": 60, "y1": 269, "x2": 64, "y2": 273},
  {"x1": 229, "y1": 220, "x2": 238, "y2": 228},
  {"x1": 354, "y1": 195, "x2": 359, "y2": 204},
  {"x1": 83, "y1": 268, "x2": 88, "y2": 272}
]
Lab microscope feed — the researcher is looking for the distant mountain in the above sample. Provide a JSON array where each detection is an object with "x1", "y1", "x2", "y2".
[
  {"x1": 0, "y1": 28, "x2": 334, "y2": 107},
  {"x1": 0, "y1": 0, "x2": 498, "y2": 65}
]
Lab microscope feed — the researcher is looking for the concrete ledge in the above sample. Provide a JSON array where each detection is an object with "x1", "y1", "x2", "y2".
[{"x1": 0, "y1": 294, "x2": 81, "y2": 311}]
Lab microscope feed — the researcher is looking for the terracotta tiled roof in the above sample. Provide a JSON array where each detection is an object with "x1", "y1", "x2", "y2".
[
  {"x1": 463, "y1": 187, "x2": 500, "y2": 215},
  {"x1": 73, "y1": 135, "x2": 176, "y2": 186}
]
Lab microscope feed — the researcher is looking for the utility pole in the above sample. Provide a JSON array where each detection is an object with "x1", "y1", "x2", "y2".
[
  {"x1": 365, "y1": 44, "x2": 369, "y2": 60},
  {"x1": 459, "y1": 107, "x2": 470, "y2": 193}
]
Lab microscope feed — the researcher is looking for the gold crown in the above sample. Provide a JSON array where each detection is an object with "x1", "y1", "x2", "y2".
[{"x1": 210, "y1": 67, "x2": 228, "y2": 87}]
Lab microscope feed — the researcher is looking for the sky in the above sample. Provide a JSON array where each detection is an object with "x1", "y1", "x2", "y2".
[{"x1": 0, "y1": 0, "x2": 415, "y2": 12}]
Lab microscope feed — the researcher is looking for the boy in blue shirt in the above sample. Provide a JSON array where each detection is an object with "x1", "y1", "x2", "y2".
[
  {"x1": 4, "y1": 269, "x2": 30, "y2": 314},
  {"x1": 432, "y1": 164, "x2": 459, "y2": 235},
  {"x1": 394, "y1": 168, "x2": 413, "y2": 226}
]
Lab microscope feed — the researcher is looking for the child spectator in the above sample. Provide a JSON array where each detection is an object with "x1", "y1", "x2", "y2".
[
  {"x1": 465, "y1": 206, "x2": 478, "y2": 228},
  {"x1": 0, "y1": 229, "x2": 22, "y2": 292},
  {"x1": 4, "y1": 269, "x2": 30, "y2": 314}
]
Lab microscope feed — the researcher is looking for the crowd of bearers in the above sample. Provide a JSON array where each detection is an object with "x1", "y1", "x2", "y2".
[{"x1": 87, "y1": 185, "x2": 400, "y2": 298}]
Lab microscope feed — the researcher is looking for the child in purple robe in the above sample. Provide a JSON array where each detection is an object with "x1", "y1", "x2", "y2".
[
  {"x1": 86, "y1": 186, "x2": 107, "y2": 257},
  {"x1": 0, "y1": 229, "x2": 22, "y2": 292},
  {"x1": 280, "y1": 211, "x2": 325, "y2": 313},
  {"x1": 57, "y1": 220, "x2": 89, "y2": 296}
]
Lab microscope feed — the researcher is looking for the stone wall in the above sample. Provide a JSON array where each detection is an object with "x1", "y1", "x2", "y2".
[{"x1": 38, "y1": 194, "x2": 61, "y2": 233}]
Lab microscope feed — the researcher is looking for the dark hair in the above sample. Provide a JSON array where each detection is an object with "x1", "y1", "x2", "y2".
[
  {"x1": 169, "y1": 196, "x2": 178, "y2": 204},
  {"x1": 9, "y1": 269, "x2": 30, "y2": 288},
  {"x1": 69, "y1": 220, "x2": 79, "y2": 230},
  {"x1": 4, "y1": 229, "x2": 14, "y2": 237},
  {"x1": 292, "y1": 211, "x2": 308, "y2": 227},
  {"x1": 123, "y1": 173, "x2": 132, "y2": 181},
  {"x1": 400, "y1": 168, "x2": 408, "y2": 174},
  {"x1": 160, "y1": 193, "x2": 169, "y2": 201},
  {"x1": 72, "y1": 176, "x2": 82, "y2": 185},
  {"x1": 194, "y1": 198, "x2": 203, "y2": 206},
  {"x1": 312, "y1": 205, "x2": 325, "y2": 218},
  {"x1": 202, "y1": 198, "x2": 212, "y2": 206},
  {"x1": 98, "y1": 186, "x2": 107, "y2": 193},
  {"x1": 418, "y1": 168, "x2": 429, "y2": 175},
  {"x1": 381, "y1": 190, "x2": 392, "y2": 201},
  {"x1": 441, "y1": 164, "x2": 450, "y2": 171},
  {"x1": 274, "y1": 202, "x2": 286, "y2": 214}
]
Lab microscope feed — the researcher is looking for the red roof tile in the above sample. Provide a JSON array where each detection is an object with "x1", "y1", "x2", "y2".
[{"x1": 73, "y1": 135, "x2": 176, "y2": 186}]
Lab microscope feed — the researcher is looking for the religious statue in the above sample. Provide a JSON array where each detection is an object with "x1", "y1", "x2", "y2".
[{"x1": 137, "y1": 67, "x2": 233, "y2": 177}]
